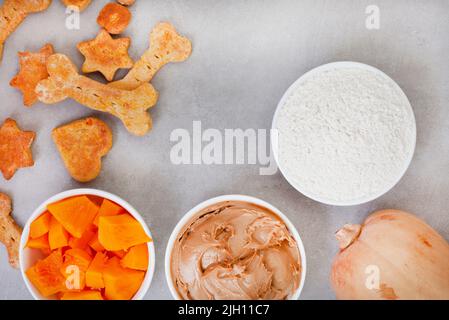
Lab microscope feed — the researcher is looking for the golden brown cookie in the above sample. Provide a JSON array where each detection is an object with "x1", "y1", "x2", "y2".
[
  {"x1": 0, "y1": 0, "x2": 51, "y2": 61},
  {"x1": 0, "y1": 192, "x2": 22, "y2": 269},
  {"x1": 10, "y1": 44, "x2": 54, "y2": 106},
  {"x1": 36, "y1": 54, "x2": 158, "y2": 136},
  {"x1": 61, "y1": 0, "x2": 92, "y2": 12},
  {"x1": 97, "y1": 2, "x2": 131, "y2": 34},
  {"x1": 52, "y1": 117, "x2": 113, "y2": 182},
  {"x1": 110, "y1": 22, "x2": 192, "y2": 90},
  {"x1": 0, "y1": 118, "x2": 35, "y2": 180},
  {"x1": 117, "y1": 0, "x2": 135, "y2": 6},
  {"x1": 77, "y1": 30, "x2": 133, "y2": 81}
]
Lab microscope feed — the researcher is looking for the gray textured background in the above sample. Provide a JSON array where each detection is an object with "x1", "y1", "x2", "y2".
[{"x1": 0, "y1": 0, "x2": 448, "y2": 300}]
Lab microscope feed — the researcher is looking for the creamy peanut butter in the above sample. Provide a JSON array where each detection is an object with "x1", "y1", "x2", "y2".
[{"x1": 170, "y1": 201, "x2": 301, "y2": 300}]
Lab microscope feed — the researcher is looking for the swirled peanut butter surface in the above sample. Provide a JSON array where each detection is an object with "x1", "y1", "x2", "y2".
[{"x1": 170, "y1": 201, "x2": 301, "y2": 300}]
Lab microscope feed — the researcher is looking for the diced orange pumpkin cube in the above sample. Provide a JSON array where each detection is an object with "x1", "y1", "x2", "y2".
[
  {"x1": 25, "y1": 250, "x2": 66, "y2": 297},
  {"x1": 63, "y1": 248, "x2": 92, "y2": 270},
  {"x1": 86, "y1": 252, "x2": 108, "y2": 289},
  {"x1": 60, "y1": 290, "x2": 103, "y2": 300},
  {"x1": 93, "y1": 199, "x2": 125, "y2": 226},
  {"x1": 48, "y1": 216, "x2": 69, "y2": 250},
  {"x1": 98, "y1": 214, "x2": 151, "y2": 251},
  {"x1": 47, "y1": 196, "x2": 99, "y2": 238},
  {"x1": 61, "y1": 248, "x2": 93, "y2": 291},
  {"x1": 26, "y1": 234, "x2": 50, "y2": 251},
  {"x1": 29, "y1": 211, "x2": 51, "y2": 239},
  {"x1": 88, "y1": 233, "x2": 105, "y2": 252},
  {"x1": 85, "y1": 246, "x2": 94, "y2": 257},
  {"x1": 120, "y1": 244, "x2": 149, "y2": 271},
  {"x1": 103, "y1": 257, "x2": 145, "y2": 300},
  {"x1": 111, "y1": 250, "x2": 127, "y2": 258},
  {"x1": 69, "y1": 226, "x2": 96, "y2": 250}
]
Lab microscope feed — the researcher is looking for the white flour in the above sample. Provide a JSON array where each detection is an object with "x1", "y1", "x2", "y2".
[{"x1": 275, "y1": 66, "x2": 416, "y2": 204}]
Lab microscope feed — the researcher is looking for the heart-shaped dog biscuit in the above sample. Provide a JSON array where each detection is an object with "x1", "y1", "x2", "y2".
[{"x1": 52, "y1": 117, "x2": 113, "y2": 182}]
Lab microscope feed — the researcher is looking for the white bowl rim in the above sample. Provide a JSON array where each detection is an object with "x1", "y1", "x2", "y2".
[
  {"x1": 19, "y1": 188, "x2": 156, "y2": 300},
  {"x1": 164, "y1": 194, "x2": 307, "y2": 300},
  {"x1": 271, "y1": 61, "x2": 417, "y2": 206}
]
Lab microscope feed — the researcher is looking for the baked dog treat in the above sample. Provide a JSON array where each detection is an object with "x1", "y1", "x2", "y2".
[
  {"x1": 10, "y1": 44, "x2": 54, "y2": 106},
  {"x1": 97, "y1": 2, "x2": 131, "y2": 34},
  {"x1": 52, "y1": 117, "x2": 113, "y2": 182},
  {"x1": 109, "y1": 22, "x2": 192, "y2": 90},
  {"x1": 61, "y1": 0, "x2": 91, "y2": 12},
  {"x1": 0, "y1": 118, "x2": 35, "y2": 180},
  {"x1": 36, "y1": 54, "x2": 158, "y2": 136},
  {"x1": 77, "y1": 29, "x2": 133, "y2": 81},
  {"x1": 117, "y1": 0, "x2": 135, "y2": 6},
  {"x1": 0, "y1": 192, "x2": 22, "y2": 268},
  {"x1": 0, "y1": 0, "x2": 52, "y2": 62}
]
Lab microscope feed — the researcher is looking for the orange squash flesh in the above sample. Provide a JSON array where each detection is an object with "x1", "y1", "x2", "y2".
[
  {"x1": 93, "y1": 199, "x2": 125, "y2": 226},
  {"x1": 103, "y1": 257, "x2": 145, "y2": 300},
  {"x1": 48, "y1": 196, "x2": 99, "y2": 238},
  {"x1": 25, "y1": 250, "x2": 66, "y2": 297},
  {"x1": 48, "y1": 216, "x2": 69, "y2": 250},
  {"x1": 62, "y1": 248, "x2": 92, "y2": 270},
  {"x1": 25, "y1": 195, "x2": 150, "y2": 300},
  {"x1": 29, "y1": 211, "x2": 51, "y2": 239},
  {"x1": 111, "y1": 250, "x2": 126, "y2": 258},
  {"x1": 61, "y1": 248, "x2": 93, "y2": 291},
  {"x1": 99, "y1": 214, "x2": 151, "y2": 251},
  {"x1": 121, "y1": 244, "x2": 149, "y2": 271},
  {"x1": 86, "y1": 252, "x2": 108, "y2": 289},
  {"x1": 88, "y1": 233, "x2": 105, "y2": 252},
  {"x1": 69, "y1": 226, "x2": 96, "y2": 250},
  {"x1": 26, "y1": 234, "x2": 50, "y2": 251},
  {"x1": 61, "y1": 290, "x2": 103, "y2": 300}
]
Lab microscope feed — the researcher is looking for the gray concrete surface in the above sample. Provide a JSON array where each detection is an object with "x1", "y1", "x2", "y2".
[{"x1": 0, "y1": 0, "x2": 448, "y2": 300}]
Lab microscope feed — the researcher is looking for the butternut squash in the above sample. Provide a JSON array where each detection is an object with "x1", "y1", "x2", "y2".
[
  {"x1": 47, "y1": 196, "x2": 99, "y2": 238},
  {"x1": 103, "y1": 257, "x2": 145, "y2": 300},
  {"x1": 29, "y1": 211, "x2": 51, "y2": 239},
  {"x1": 25, "y1": 195, "x2": 151, "y2": 300},
  {"x1": 111, "y1": 250, "x2": 126, "y2": 258},
  {"x1": 69, "y1": 226, "x2": 96, "y2": 250},
  {"x1": 61, "y1": 248, "x2": 93, "y2": 291},
  {"x1": 25, "y1": 250, "x2": 65, "y2": 297},
  {"x1": 121, "y1": 243, "x2": 148, "y2": 271},
  {"x1": 86, "y1": 252, "x2": 108, "y2": 289},
  {"x1": 61, "y1": 290, "x2": 103, "y2": 300},
  {"x1": 26, "y1": 234, "x2": 49, "y2": 251},
  {"x1": 48, "y1": 216, "x2": 69, "y2": 250},
  {"x1": 88, "y1": 233, "x2": 105, "y2": 252},
  {"x1": 93, "y1": 199, "x2": 124, "y2": 226},
  {"x1": 98, "y1": 214, "x2": 151, "y2": 251}
]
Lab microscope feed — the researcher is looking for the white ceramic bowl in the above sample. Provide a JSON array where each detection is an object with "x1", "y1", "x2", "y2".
[
  {"x1": 272, "y1": 61, "x2": 417, "y2": 206},
  {"x1": 19, "y1": 188, "x2": 156, "y2": 300},
  {"x1": 165, "y1": 194, "x2": 307, "y2": 300}
]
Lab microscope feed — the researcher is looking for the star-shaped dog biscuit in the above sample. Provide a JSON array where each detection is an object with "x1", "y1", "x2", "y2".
[
  {"x1": 0, "y1": 118, "x2": 35, "y2": 180},
  {"x1": 77, "y1": 29, "x2": 134, "y2": 81},
  {"x1": 10, "y1": 43, "x2": 54, "y2": 106}
]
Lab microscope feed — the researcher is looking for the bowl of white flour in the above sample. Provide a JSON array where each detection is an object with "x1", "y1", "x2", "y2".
[{"x1": 272, "y1": 62, "x2": 416, "y2": 206}]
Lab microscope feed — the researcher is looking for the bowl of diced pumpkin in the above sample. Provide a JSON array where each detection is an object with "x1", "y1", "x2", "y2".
[{"x1": 19, "y1": 189, "x2": 155, "y2": 300}]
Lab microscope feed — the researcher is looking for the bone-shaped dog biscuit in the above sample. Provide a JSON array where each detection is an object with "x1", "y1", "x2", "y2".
[
  {"x1": 109, "y1": 22, "x2": 192, "y2": 90},
  {"x1": 0, "y1": 192, "x2": 21, "y2": 269},
  {"x1": 0, "y1": 0, "x2": 52, "y2": 62},
  {"x1": 36, "y1": 54, "x2": 158, "y2": 136}
]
